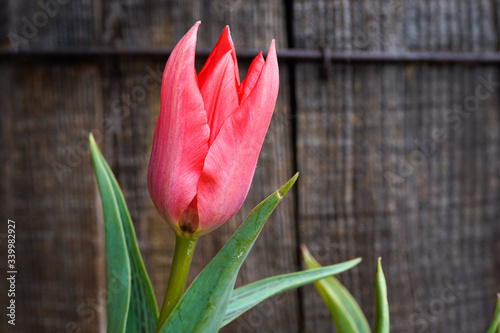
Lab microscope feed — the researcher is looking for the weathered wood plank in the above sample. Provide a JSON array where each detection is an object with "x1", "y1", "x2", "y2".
[
  {"x1": 5, "y1": 0, "x2": 98, "y2": 51},
  {"x1": 1, "y1": 62, "x2": 105, "y2": 333},
  {"x1": 296, "y1": 61, "x2": 500, "y2": 333},
  {"x1": 294, "y1": 1, "x2": 500, "y2": 332}
]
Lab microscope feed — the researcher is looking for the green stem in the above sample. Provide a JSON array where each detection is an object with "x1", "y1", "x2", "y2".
[{"x1": 155, "y1": 234, "x2": 197, "y2": 333}]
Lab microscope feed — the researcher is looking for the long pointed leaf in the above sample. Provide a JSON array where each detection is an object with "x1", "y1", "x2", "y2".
[
  {"x1": 486, "y1": 294, "x2": 500, "y2": 333},
  {"x1": 302, "y1": 245, "x2": 371, "y2": 333},
  {"x1": 90, "y1": 134, "x2": 158, "y2": 332},
  {"x1": 90, "y1": 135, "x2": 131, "y2": 333},
  {"x1": 160, "y1": 173, "x2": 299, "y2": 333},
  {"x1": 374, "y1": 258, "x2": 389, "y2": 333},
  {"x1": 222, "y1": 258, "x2": 362, "y2": 326}
]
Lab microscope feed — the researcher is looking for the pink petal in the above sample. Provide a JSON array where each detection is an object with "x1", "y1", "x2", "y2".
[
  {"x1": 200, "y1": 50, "x2": 239, "y2": 145},
  {"x1": 195, "y1": 41, "x2": 279, "y2": 233},
  {"x1": 148, "y1": 22, "x2": 210, "y2": 224},
  {"x1": 198, "y1": 26, "x2": 240, "y2": 89},
  {"x1": 238, "y1": 52, "x2": 265, "y2": 102}
]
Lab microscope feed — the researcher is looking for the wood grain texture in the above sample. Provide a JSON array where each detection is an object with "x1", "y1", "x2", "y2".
[
  {"x1": 6, "y1": 0, "x2": 97, "y2": 50},
  {"x1": 1, "y1": 62, "x2": 106, "y2": 333},
  {"x1": 2, "y1": 0, "x2": 500, "y2": 332},
  {"x1": 294, "y1": 1, "x2": 500, "y2": 332}
]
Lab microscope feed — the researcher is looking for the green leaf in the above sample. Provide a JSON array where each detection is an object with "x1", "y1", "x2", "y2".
[
  {"x1": 374, "y1": 258, "x2": 389, "y2": 333},
  {"x1": 301, "y1": 245, "x2": 371, "y2": 333},
  {"x1": 89, "y1": 134, "x2": 158, "y2": 333},
  {"x1": 222, "y1": 258, "x2": 362, "y2": 327},
  {"x1": 160, "y1": 173, "x2": 299, "y2": 333},
  {"x1": 486, "y1": 294, "x2": 500, "y2": 333},
  {"x1": 90, "y1": 135, "x2": 130, "y2": 333}
]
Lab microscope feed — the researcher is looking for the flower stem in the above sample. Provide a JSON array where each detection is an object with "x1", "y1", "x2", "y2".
[{"x1": 155, "y1": 234, "x2": 197, "y2": 333}]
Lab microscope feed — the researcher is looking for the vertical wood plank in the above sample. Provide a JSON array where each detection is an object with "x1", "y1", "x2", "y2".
[
  {"x1": 1, "y1": 62, "x2": 105, "y2": 333},
  {"x1": 6, "y1": 0, "x2": 98, "y2": 50},
  {"x1": 294, "y1": 1, "x2": 500, "y2": 332}
]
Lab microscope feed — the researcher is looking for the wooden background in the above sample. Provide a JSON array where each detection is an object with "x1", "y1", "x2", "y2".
[{"x1": 1, "y1": 0, "x2": 500, "y2": 332}]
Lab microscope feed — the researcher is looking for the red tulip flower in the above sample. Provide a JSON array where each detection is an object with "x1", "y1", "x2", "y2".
[{"x1": 148, "y1": 22, "x2": 279, "y2": 238}]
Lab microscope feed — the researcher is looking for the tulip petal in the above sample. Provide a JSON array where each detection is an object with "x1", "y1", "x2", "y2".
[
  {"x1": 200, "y1": 51, "x2": 239, "y2": 145},
  {"x1": 148, "y1": 22, "x2": 210, "y2": 225},
  {"x1": 238, "y1": 52, "x2": 265, "y2": 102},
  {"x1": 195, "y1": 41, "x2": 279, "y2": 233},
  {"x1": 198, "y1": 26, "x2": 240, "y2": 89}
]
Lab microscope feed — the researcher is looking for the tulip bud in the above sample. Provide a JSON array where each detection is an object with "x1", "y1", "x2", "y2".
[{"x1": 148, "y1": 22, "x2": 279, "y2": 237}]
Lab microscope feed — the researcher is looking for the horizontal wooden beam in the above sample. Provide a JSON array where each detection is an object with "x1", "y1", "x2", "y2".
[{"x1": 2, "y1": 47, "x2": 500, "y2": 64}]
